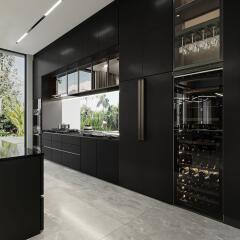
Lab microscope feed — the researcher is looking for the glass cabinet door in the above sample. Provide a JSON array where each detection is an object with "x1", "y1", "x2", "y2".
[
  {"x1": 67, "y1": 70, "x2": 78, "y2": 95},
  {"x1": 175, "y1": 0, "x2": 221, "y2": 70},
  {"x1": 174, "y1": 70, "x2": 223, "y2": 219},
  {"x1": 57, "y1": 74, "x2": 67, "y2": 96}
]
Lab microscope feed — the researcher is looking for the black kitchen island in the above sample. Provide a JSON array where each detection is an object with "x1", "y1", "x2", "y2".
[{"x1": 0, "y1": 144, "x2": 44, "y2": 240}]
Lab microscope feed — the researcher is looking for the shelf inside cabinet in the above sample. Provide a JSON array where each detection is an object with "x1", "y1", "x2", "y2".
[{"x1": 176, "y1": 0, "x2": 219, "y2": 23}]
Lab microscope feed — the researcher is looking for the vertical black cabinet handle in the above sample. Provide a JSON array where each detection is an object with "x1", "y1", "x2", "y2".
[{"x1": 138, "y1": 79, "x2": 145, "y2": 141}]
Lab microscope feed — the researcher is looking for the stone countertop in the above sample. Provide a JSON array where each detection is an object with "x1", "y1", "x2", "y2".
[{"x1": 43, "y1": 130, "x2": 119, "y2": 141}]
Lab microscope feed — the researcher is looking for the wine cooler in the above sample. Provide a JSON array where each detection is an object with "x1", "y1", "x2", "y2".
[
  {"x1": 175, "y1": 0, "x2": 222, "y2": 71},
  {"x1": 174, "y1": 69, "x2": 223, "y2": 219}
]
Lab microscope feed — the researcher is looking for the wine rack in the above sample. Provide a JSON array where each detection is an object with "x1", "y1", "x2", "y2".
[{"x1": 174, "y1": 70, "x2": 223, "y2": 219}]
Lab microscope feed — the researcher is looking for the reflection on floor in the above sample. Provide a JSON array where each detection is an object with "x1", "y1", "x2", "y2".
[{"x1": 30, "y1": 160, "x2": 240, "y2": 240}]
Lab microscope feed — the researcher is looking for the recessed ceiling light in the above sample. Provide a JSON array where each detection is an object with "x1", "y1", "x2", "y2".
[
  {"x1": 16, "y1": 0, "x2": 63, "y2": 44},
  {"x1": 44, "y1": 0, "x2": 62, "y2": 17},
  {"x1": 16, "y1": 33, "x2": 28, "y2": 44}
]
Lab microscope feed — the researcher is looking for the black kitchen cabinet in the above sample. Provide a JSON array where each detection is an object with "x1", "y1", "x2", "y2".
[
  {"x1": 120, "y1": 0, "x2": 173, "y2": 81},
  {"x1": 42, "y1": 132, "x2": 52, "y2": 147},
  {"x1": 97, "y1": 140, "x2": 119, "y2": 184},
  {"x1": 52, "y1": 149, "x2": 62, "y2": 165},
  {"x1": 143, "y1": 0, "x2": 173, "y2": 77},
  {"x1": 62, "y1": 152, "x2": 81, "y2": 171},
  {"x1": 119, "y1": 73, "x2": 173, "y2": 203},
  {"x1": 81, "y1": 138, "x2": 97, "y2": 176},
  {"x1": 119, "y1": 0, "x2": 144, "y2": 81},
  {"x1": 33, "y1": 1, "x2": 118, "y2": 99},
  {"x1": 42, "y1": 147, "x2": 52, "y2": 161}
]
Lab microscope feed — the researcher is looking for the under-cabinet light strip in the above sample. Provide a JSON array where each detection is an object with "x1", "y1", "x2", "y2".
[{"x1": 16, "y1": 0, "x2": 62, "y2": 44}]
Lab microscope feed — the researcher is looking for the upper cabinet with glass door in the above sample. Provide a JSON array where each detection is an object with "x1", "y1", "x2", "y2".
[
  {"x1": 93, "y1": 57, "x2": 119, "y2": 90},
  {"x1": 175, "y1": 0, "x2": 221, "y2": 71},
  {"x1": 57, "y1": 74, "x2": 67, "y2": 96},
  {"x1": 79, "y1": 65, "x2": 92, "y2": 93},
  {"x1": 68, "y1": 69, "x2": 78, "y2": 95}
]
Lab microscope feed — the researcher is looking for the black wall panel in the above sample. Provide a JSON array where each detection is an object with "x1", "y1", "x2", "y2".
[{"x1": 223, "y1": 0, "x2": 240, "y2": 229}]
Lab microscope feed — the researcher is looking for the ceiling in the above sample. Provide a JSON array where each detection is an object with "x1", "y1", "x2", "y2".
[{"x1": 0, "y1": 0, "x2": 113, "y2": 55}]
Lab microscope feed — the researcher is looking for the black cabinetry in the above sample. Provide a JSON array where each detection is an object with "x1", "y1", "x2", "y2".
[
  {"x1": 81, "y1": 138, "x2": 97, "y2": 176},
  {"x1": 120, "y1": 0, "x2": 173, "y2": 81},
  {"x1": 34, "y1": 1, "x2": 118, "y2": 98},
  {"x1": 97, "y1": 140, "x2": 119, "y2": 184},
  {"x1": 119, "y1": 73, "x2": 173, "y2": 203},
  {"x1": 224, "y1": 0, "x2": 240, "y2": 228}
]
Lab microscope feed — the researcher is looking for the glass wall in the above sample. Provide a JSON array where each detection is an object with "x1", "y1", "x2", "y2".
[{"x1": 0, "y1": 49, "x2": 25, "y2": 151}]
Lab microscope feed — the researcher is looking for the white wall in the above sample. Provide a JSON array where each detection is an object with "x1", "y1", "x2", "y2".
[{"x1": 62, "y1": 98, "x2": 81, "y2": 130}]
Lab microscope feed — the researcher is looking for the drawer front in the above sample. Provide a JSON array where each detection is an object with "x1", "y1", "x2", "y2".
[
  {"x1": 42, "y1": 147, "x2": 52, "y2": 160},
  {"x1": 42, "y1": 132, "x2": 52, "y2": 141},
  {"x1": 42, "y1": 138, "x2": 51, "y2": 148},
  {"x1": 52, "y1": 140, "x2": 62, "y2": 149},
  {"x1": 62, "y1": 152, "x2": 81, "y2": 171},
  {"x1": 52, "y1": 149, "x2": 62, "y2": 165},
  {"x1": 52, "y1": 134, "x2": 62, "y2": 143},
  {"x1": 62, "y1": 143, "x2": 80, "y2": 154},
  {"x1": 61, "y1": 135, "x2": 81, "y2": 146}
]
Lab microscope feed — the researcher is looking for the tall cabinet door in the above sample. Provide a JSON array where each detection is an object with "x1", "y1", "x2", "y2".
[
  {"x1": 119, "y1": 0, "x2": 144, "y2": 81},
  {"x1": 143, "y1": 0, "x2": 173, "y2": 76},
  {"x1": 119, "y1": 73, "x2": 173, "y2": 203},
  {"x1": 119, "y1": 79, "x2": 142, "y2": 192}
]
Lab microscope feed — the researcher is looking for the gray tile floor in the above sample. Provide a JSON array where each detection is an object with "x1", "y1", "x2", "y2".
[{"x1": 30, "y1": 160, "x2": 240, "y2": 240}]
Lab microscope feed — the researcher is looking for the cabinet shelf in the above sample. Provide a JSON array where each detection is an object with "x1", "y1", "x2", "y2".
[
  {"x1": 176, "y1": 0, "x2": 219, "y2": 23},
  {"x1": 43, "y1": 85, "x2": 119, "y2": 102}
]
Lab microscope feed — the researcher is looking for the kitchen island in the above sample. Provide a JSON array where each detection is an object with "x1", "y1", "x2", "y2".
[{"x1": 0, "y1": 143, "x2": 44, "y2": 240}]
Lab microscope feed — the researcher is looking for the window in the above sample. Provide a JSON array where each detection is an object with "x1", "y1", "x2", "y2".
[
  {"x1": 0, "y1": 49, "x2": 25, "y2": 151},
  {"x1": 80, "y1": 91, "x2": 119, "y2": 132}
]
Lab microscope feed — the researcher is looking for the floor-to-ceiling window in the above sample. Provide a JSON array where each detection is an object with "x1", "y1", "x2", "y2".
[{"x1": 0, "y1": 49, "x2": 25, "y2": 155}]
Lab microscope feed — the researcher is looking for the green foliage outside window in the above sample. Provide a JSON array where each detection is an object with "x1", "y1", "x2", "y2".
[{"x1": 80, "y1": 94, "x2": 119, "y2": 131}]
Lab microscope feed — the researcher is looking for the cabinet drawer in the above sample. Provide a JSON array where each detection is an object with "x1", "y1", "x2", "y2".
[
  {"x1": 52, "y1": 140, "x2": 61, "y2": 149},
  {"x1": 62, "y1": 135, "x2": 81, "y2": 145},
  {"x1": 42, "y1": 147, "x2": 52, "y2": 160},
  {"x1": 52, "y1": 149, "x2": 62, "y2": 165},
  {"x1": 42, "y1": 138, "x2": 51, "y2": 147},
  {"x1": 42, "y1": 133, "x2": 52, "y2": 141},
  {"x1": 52, "y1": 134, "x2": 62, "y2": 143},
  {"x1": 62, "y1": 152, "x2": 81, "y2": 171},
  {"x1": 62, "y1": 143, "x2": 80, "y2": 154}
]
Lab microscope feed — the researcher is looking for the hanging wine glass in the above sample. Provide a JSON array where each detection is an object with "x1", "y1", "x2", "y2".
[
  {"x1": 198, "y1": 29, "x2": 210, "y2": 50},
  {"x1": 210, "y1": 26, "x2": 220, "y2": 48},
  {"x1": 179, "y1": 37, "x2": 188, "y2": 55}
]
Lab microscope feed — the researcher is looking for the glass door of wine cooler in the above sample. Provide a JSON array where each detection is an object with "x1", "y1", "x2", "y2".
[
  {"x1": 175, "y1": 0, "x2": 222, "y2": 71},
  {"x1": 174, "y1": 70, "x2": 223, "y2": 219}
]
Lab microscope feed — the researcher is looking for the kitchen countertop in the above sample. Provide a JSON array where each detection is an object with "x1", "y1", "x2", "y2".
[
  {"x1": 0, "y1": 143, "x2": 42, "y2": 161},
  {"x1": 43, "y1": 130, "x2": 119, "y2": 141}
]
